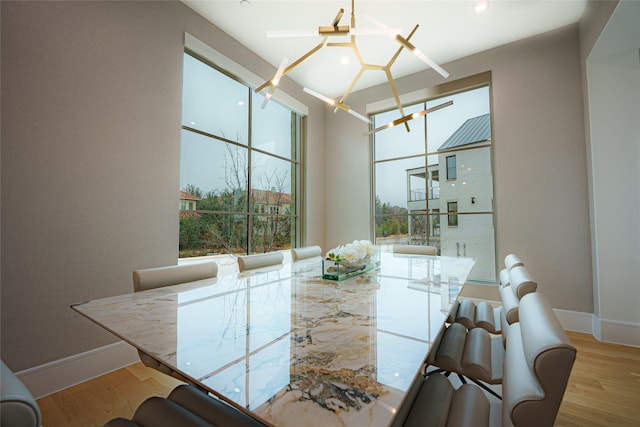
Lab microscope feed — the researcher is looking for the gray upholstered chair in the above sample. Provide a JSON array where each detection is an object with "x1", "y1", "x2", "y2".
[
  {"x1": 425, "y1": 321, "x2": 504, "y2": 399},
  {"x1": 398, "y1": 292, "x2": 576, "y2": 427},
  {"x1": 448, "y1": 264, "x2": 537, "y2": 335},
  {"x1": 291, "y1": 245, "x2": 322, "y2": 262},
  {"x1": 104, "y1": 384, "x2": 267, "y2": 427},
  {"x1": 237, "y1": 252, "x2": 284, "y2": 272},
  {"x1": 393, "y1": 244, "x2": 438, "y2": 255},
  {"x1": 1, "y1": 360, "x2": 41, "y2": 427},
  {"x1": 499, "y1": 253, "x2": 524, "y2": 287},
  {"x1": 132, "y1": 261, "x2": 218, "y2": 382}
]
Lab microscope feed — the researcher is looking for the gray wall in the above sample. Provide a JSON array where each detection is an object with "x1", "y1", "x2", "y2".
[
  {"x1": 325, "y1": 25, "x2": 594, "y2": 313},
  {"x1": 1, "y1": 0, "x2": 326, "y2": 371}
]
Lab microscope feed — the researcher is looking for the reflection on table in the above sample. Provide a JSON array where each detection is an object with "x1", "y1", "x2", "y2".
[{"x1": 72, "y1": 251, "x2": 475, "y2": 427}]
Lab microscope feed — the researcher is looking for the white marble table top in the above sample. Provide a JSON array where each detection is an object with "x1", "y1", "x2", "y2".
[{"x1": 72, "y1": 251, "x2": 475, "y2": 427}]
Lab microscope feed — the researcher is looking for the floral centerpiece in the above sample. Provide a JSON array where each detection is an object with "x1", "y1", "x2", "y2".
[{"x1": 322, "y1": 240, "x2": 380, "y2": 281}]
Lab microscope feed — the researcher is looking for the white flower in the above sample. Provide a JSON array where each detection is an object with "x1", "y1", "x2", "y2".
[{"x1": 326, "y1": 240, "x2": 377, "y2": 263}]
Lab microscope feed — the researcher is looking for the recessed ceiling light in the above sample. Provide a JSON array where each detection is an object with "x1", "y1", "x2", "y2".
[
  {"x1": 237, "y1": 101, "x2": 245, "y2": 106},
  {"x1": 189, "y1": 121, "x2": 196, "y2": 125},
  {"x1": 475, "y1": 1, "x2": 489, "y2": 13},
  {"x1": 240, "y1": 0, "x2": 251, "y2": 7},
  {"x1": 340, "y1": 56, "x2": 350, "y2": 65}
]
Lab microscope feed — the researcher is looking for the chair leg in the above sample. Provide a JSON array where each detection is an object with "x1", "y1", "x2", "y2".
[
  {"x1": 467, "y1": 377, "x2": 502, "y2": 400},
  {"x1": 424, "y1": 367, "x2": 447, "y2": 377}
]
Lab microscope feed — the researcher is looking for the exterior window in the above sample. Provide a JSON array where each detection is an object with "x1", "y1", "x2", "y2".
[
  {"x1": 446, "y1": 155, "x2": 457, "y2": 180},
  {"x1": 179, "y1": 52, "x2": 301, "y2": 257},
  {"x1": 372, "y1": 82, "x2": 496, "y2": 283},
  {"x1": 447, "y1": 201, "x2": 458, "y2": 227}
]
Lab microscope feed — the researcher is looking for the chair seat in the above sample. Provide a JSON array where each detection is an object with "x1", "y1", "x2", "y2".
[
  {"x1": 426, "y1": 323, "x2": 504, "y2": 385},
  {"x1": 450, "y1": 299, "x2": 502, "y2": 334},
  {"x1": 402, "y1": 374, "x2": 493, "y2": 427}
]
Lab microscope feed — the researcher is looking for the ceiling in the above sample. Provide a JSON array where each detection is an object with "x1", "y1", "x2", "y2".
[{"x1": 182, "y1": 0, "x2": 588, "y2": 98}]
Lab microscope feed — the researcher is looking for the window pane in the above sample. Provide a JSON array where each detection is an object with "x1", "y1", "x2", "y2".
[
  {"x1": 409, "y1": 213, "x2": 440, "y2": 248},
  {"x1": 446, "y1": 155, "x2": 457, "y2": 180},
  {"x1": 182, "y1": 54, "x2": 249, "y2": 144},
  {"x1": 252, "y1": 92, "x2": 295, "y2": 160},
  {"x1": 374, "y1": 103, "x2": 426, "y2": 161},
  {"x1": 440, "y1": 212, "x2": 495, "y2": 283},
  {"x1": 251, "y1": 215, "x2": 293, "y2": 253},
  {"x1": 179, "y1": 213, "x2": 247, "y2": 256},
  {"x1": 375, "y1": 156, "x2": 425, "y2": 210},
  {"x1": 426, "y1": 86, "x2": 490, "y2": 154},
  {"x1": 180, "y1": 130, "x2": 248, "y2": 211},
  {"x1": 447, "y1": 202, "x2": 458, "y2": 227},
  {"x1": 251, "y1": 152, "x2": 293, "y2": 209},
  {"x1": 251, "y1": 151, "x2": 294, "y2": 253}
]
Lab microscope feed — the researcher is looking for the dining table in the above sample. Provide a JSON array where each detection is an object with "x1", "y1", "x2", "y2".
[{"x1": 72, "y1": 251, "x2": 476, "y2": 427}]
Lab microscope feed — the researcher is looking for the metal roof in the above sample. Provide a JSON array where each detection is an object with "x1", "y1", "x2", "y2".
[{"x1": 437, "y1": 113, "x2": 491, "y2": 151}]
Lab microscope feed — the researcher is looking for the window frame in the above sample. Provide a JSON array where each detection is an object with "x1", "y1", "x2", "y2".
[
  {"x1": 447, "y1": 201, "x2": 459, "y2": 227},
  {"x1": 446, "y1": 155, "x2": 457, "y2": 180},
  {"x1": 179, "y1": 50, "x2": 304, "y2": 257},
  {"x1": 369, "y1": 72, "x2": 498, "y2": 283}
]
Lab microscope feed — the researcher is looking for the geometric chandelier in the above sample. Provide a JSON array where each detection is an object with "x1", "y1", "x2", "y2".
[{"x1": 255, "y1": 0, "x2": 450, "y2": 132}]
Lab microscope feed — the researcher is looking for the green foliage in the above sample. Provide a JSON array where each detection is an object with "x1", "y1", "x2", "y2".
[
  {"x1": 374, "y1": 196, "x2": 408, "y2": 237},
  {"x1": 179, "y1": 184, "x2": 292, "y2": 256}
]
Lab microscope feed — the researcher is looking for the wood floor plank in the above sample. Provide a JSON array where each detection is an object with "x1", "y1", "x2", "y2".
[{"x1": 36, "y1": 331, "x2": 640, "y2": 426}]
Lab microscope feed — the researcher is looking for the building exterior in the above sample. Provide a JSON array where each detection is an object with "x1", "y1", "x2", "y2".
[
  {"x1": 406, "y1": 114, "x2": 496, "y2": 282},
  {"x1": 179, "y1": 191, "x2": 201, "y2": 212}
]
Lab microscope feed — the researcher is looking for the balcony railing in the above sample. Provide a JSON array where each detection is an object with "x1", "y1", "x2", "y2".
[{"x1": 409, "y1": 188, "x2": 440, "y2": 201}]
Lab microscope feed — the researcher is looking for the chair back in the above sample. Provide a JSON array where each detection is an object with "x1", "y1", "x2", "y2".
[
  {"x1": 133, "y1": 261, "x2": 218, "y2": 292},
  {"x1": 1, "y1": 360, "x2": 41, "y2": 427},
  {"x1": 393, "y1": 245, "x2": 437, "y2": 255},
  {"x1": 508, "y1": 266, "x2": 537, "y2": 299},
  {"x1": 504, "y1": 253, "x2": 524, "y2": 270},
  {"x1": 237, "y1": 252, "x2": 284, "y2": 272},
  {"x1": 500, "y1": 253, "x2": 524, "y2": 287},
  {"x1": 291, "y1": 245, "x2": 322, "y2": 262},
  {"x1": 502, "y1": 292, "x2": 576, "y2": 427}
]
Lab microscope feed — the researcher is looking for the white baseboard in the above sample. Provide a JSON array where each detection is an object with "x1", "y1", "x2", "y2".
[
  {"x1": 553, "y1": 308, "x2": 594, "y2": 334},
  {"x1": 16, "y1": 341, "x2": 138, "y2": 399},
  {"x1": 598, "y1": 317, "x2": 640, "y2": 348},
  {"x1": 554, "y1": 308, "x2": 640, "y2": 348}
]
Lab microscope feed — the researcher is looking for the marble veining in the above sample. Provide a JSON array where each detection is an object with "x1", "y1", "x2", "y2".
[{"x1": 72, "y1": 252, "x2": 475, "y2": 427}]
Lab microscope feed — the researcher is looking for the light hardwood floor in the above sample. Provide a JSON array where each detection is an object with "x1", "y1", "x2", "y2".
[{"x1": 36, "y1": 331, "x2": 640, "y2": 426}]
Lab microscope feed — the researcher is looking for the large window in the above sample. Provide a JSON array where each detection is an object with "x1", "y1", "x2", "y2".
[
  {"x1": 179, "y1": 52, "x2": 301, "y2": 257},
  {"x1": 373, "y1": 80, "x2": 496, "y2": 283}
]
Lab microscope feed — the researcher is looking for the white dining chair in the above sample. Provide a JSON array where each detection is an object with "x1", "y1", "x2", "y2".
[
  {"x1": 132, "y1": 261, "x2": 218, "y2": 382},
  {"x1": 133, "y1": 261, "x2": 218, "y2": 292},
  {"x1": 237, "y1": 252, "x2": 284, "y2": 272},
  {"x1": 291, "y1": 245, "x2": 322, "y2": 262},
  {"x1": 499, "y1": 253, "x2": 524, "y2": 286},
  {"x1": 392, "y1": 244, "x2": 438, "y2": 256}
]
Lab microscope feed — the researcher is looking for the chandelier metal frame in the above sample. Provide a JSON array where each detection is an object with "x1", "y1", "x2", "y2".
[{"x1": 256, "y1": 0, "x2": 451, "y2": 133}]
